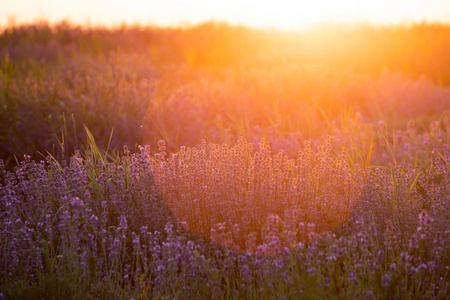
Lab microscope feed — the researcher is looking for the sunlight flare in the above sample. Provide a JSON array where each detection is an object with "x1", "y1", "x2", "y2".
[{"x1": 1, "y1": 0, "x2": 449, "y2": 29}]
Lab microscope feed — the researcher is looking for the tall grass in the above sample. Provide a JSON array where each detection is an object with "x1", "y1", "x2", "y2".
[
  {"x1": 1, "y1": 124, "x2": 449, "y2": 298},
  {"x1": 0, "y1": 22, "x2": 450, "y2": 299},
  {"x1": 1, "y1": 22, "x2": 450, "y2": 168}
]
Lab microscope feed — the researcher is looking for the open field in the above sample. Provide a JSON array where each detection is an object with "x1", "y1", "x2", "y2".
[{"x1": 0, "y1": 22, "x2": 450, "y2": 299}]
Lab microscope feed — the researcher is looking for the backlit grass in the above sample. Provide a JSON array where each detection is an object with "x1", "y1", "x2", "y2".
[{"x1": 1, "y1": 21, "x2": 450, "y2": 299}]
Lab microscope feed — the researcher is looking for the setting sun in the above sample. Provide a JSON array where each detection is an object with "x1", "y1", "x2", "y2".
[{"x1": 1, "y1": 0, "x2": 450, "y2": 29}]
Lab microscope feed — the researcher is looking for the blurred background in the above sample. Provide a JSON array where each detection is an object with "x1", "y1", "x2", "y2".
[
  {"x1": 1, "y1": 0, "x2": 450, "y2": 30},
  {"x1": 1, "y1": 1, "x2": 450, "y2": 170}
]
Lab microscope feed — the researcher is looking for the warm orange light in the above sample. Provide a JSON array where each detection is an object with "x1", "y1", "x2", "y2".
[
  {"x1": 101, "y1": 0, "x2": 450, "y2": 30},
  {"x1": 1, "y1": 0, "x2": 449, "y2": 30}
]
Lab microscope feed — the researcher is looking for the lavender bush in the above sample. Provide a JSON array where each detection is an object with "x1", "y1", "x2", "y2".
[
  {"x1": 1, "y1": 22, "x2": 450, "y2": 299},
  {"x1": 1, "y1": 127, "x2": 449, "y2": 299},
  {"x1": 2, "y1": 22, "x2": 450, "y2": 167}
]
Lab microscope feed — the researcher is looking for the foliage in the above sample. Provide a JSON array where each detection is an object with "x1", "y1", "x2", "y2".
[
  {"x1": 1, "y1": 21, "x2": 450, "y2": 299},
  {"x1": 1, "y1": 21, "x2": 450, "y2": 168}
]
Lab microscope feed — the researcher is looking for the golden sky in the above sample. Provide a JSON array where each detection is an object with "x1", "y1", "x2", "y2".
[{"x1": 1, "y1": 0, "x2": 450, "y2": 29}]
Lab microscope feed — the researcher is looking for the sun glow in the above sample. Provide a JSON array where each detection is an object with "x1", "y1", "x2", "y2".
[{"x1": 1, "y1": 0, "x2": 449, "y2": 29}]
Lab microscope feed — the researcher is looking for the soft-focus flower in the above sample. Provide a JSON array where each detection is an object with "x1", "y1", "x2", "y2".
[{"x1": 382, "y1": 274, "x2": 391, "y2": 287}]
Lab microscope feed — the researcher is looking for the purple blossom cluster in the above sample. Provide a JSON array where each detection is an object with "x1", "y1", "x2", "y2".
[
  {"x1": 0, "y1": 134, "x2": 449, "y2": 298},
  {"x1": 1, "y1": 22, "x2": 450, "y2": 299}
]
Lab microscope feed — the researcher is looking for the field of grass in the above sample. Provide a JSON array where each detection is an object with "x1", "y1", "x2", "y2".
[{"x1": 0, "y1": 21, "x2": 450, "y2": 299}]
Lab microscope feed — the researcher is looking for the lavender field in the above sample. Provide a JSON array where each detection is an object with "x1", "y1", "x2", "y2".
[{"x1": 1, "y1": 22, "x2": 450, "y2": 299}]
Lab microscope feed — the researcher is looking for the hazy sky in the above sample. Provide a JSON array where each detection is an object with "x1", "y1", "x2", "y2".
[{"x1": 1, "y1": 0, "x2": 450, "y2": 29}]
